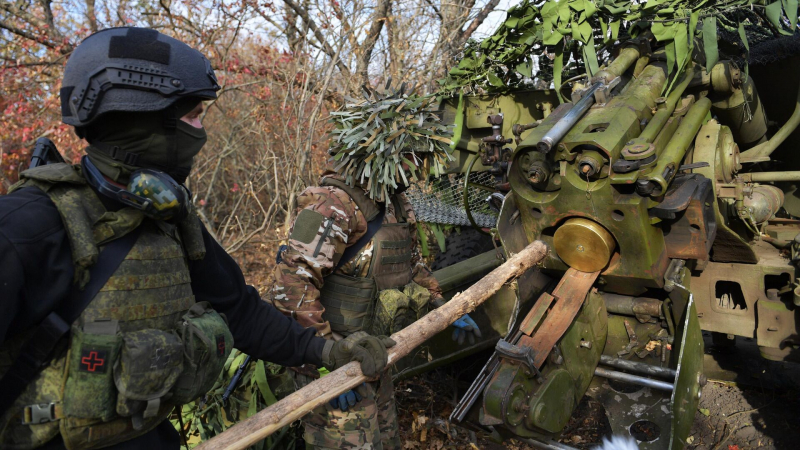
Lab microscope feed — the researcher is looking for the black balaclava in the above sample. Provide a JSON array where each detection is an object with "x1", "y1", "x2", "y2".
[{"x1": 83, "y1": 99, "x2": 207, "y2": 184}]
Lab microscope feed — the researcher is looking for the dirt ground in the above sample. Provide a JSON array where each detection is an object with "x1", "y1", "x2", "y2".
[{"x1": 391, "y1": 336, "x2": 800, "y2": 450}]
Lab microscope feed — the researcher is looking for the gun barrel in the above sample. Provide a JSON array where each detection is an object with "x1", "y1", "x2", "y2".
[{"x1": 536, "y1": 82, "x2": 604, "y2": 153}]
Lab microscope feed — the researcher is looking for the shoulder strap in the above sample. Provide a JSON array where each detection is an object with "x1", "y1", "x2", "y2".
[
  {"x1": 320, "y1": 177, "x2": 381, "y2": 221},
  {"x1": 0, "y1": 226, "x2": 143, "y2": 417},
  {"x1": 334, "y1": 204, "x2": 385, "y2": 271}
]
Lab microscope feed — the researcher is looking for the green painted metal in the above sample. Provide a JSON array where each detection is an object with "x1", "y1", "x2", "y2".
[
  {"x1": 480, "y1": 288, "x2": 607, "y2": 437},
  {"x1": 644, "y1": 97, "x2": 712, "y2": 195},
  {"x1": 440, "y1": 89, "x2": 561, "y2": 173},
  {"x1": 669, "y1": 295, "x2": 705, "y2": 450},
  {"x1": 433, "y1": 248, "x2": 502, "y2": 293}
]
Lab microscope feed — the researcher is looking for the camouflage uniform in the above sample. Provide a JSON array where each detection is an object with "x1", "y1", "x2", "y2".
[{"x1": 271, "y1": 176, "x2": 443, "y2": 450}]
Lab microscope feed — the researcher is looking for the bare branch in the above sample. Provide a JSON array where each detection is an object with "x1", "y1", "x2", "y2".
[
  {"x1": 424, "y1": 0, "x2": 444, "y2": 21},
  {"x1": 355, "y1": 0, "x2": 391, "y2": 86},
  {"x1": 282, "y1": 0, "x2": 352, "y2": 78},
  {"x1": 85, "y1": 0, "x2": 98, "y2": 32},
  {"x1": 460, "y1": 0, "x2": 502, "y2": 44}
]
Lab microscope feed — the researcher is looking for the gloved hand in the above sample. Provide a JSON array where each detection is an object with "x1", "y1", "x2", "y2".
[
  {"x1": 329, "y1": 384, "x2": 366, "y2": 411},
  {"x1": 452, "y1": 313, "x2": 482, "y2": 345},
  {"x1": 322, "y1": 331, "x2": 396, "y2": 378}
]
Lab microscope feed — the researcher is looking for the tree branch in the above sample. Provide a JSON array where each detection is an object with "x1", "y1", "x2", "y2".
[
  {"x1": 424, "y1": 0, "x2": 443, "y2": 22},
  {"x1": 85, "y1": 0, "x2": 98, "y2": 32},
  {"x1": 355, "y1": 0, "x2": 391, "y2": 86},
  {"x1": 460, "y1": 0, "x2": 502, "y2": 44},
  {"x1": 282, "y1": 0, "x2": 352, "y2": 78}
]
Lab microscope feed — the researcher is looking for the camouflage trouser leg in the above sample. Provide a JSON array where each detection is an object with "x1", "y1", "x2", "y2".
[
  {"x1": 297, "y1": 370, "x2": 400, "y2": 450},
  {"x1": 374, "y1": 370, "x2": 401, "y2": 450}
]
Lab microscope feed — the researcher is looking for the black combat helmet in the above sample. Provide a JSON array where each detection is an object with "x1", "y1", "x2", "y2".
[{"x1": 60, "y1": 27, "x2": 220, "y2": 127}]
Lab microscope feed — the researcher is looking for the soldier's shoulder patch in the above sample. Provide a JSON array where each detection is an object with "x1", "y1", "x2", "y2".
[{"x1": 290, "y1": 209, "x2": 326, "y2": 244}]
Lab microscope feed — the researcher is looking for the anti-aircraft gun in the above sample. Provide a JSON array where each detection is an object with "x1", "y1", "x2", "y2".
[{"x1": 399, "y1": 12, "x2": 800, "y2": 449}]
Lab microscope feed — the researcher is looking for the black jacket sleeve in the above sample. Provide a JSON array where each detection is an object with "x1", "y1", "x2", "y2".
[
  {"x1": 0, "y1": 187, "x2": 74, "y2": 343},
  {"x1": 188, "y1": 225, "x2": 326, "y2": 367}
]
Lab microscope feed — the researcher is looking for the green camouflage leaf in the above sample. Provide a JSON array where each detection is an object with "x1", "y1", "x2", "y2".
[
  {"x1": 554, "y1": 40, "x2": 565, "y2": 103},
  {"x1": 255, "y1": 360, "x2": 278, "y2": 405},
  {"x1": 487, "y1": 71, "x2": 504, "y2": 87},
  {"x1": 583, "y1": 37, "x2": 600, "y2": 75},
  {"x1": 702, "y1": 17, "x2": 719, "y2": 70},
  {"x1": 786, "y1": 0, "x2": 798, "y2": 29}
]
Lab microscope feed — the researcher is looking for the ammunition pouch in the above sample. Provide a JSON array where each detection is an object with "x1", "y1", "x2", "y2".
[
  {"x1": 114, "y1": 329, "x2": 183, "y2": 422},
  {"x1": 371, "y1": 282, "x2": 431, "y2": 336},
  {"x1": 319, "y1": 274, "x2": 377, "y2": 335},
  {"x1": 172, "y1": 302, "x2": 233, "y2": 404},
  {"x1": 63, "y1": 321, "x2": 120, "y2": 421}
]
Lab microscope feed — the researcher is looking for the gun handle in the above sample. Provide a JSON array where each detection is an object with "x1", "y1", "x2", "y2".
[{"x1": 29, "y1": 137, "x2": 65, "y2": 169}]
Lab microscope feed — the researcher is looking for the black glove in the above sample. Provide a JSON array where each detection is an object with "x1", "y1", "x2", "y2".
[{"x1": 321, "y1": 331, "x2": 396, "y2": 378}]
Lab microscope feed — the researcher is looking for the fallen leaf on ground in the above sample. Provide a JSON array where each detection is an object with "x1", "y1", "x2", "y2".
[
  {"x1": 403, "y1": 440, "x2": 420, "y2": 449},
  {"x1": 699, "y1": 408, "x2": 710, "y2": 416}
]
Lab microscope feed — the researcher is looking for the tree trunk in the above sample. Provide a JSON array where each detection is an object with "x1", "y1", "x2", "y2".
[{"x1": 194, "y1": 240, "x2": 549, "y2": 450}]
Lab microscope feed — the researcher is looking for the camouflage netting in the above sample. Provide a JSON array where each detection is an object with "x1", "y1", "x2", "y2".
[
  {"x1": 406, "y1": 172, "x2": 499, "y2": 228},
  {"x1": 715, "y1": 8, "x2": 800, "y2": 67}
]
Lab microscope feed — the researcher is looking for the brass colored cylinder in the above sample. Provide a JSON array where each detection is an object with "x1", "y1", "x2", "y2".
[{"x1": 553, "y1": 218, "x2": 616, "y2": 272}]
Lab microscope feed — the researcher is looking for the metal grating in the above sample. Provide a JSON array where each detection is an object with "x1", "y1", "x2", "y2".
[{"x1": 406, "y1": 172, "x2": 499, "y2": 228}]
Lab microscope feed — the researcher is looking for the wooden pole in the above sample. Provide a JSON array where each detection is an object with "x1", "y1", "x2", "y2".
[{"x1": 195, "y1": 240, "x2": 548, "y2": 450}]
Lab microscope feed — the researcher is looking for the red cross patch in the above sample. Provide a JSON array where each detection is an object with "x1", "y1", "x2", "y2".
[
  {"x1": 216, "y1": 335, "x2": 226, "y2": 357},
  {"x1": 79, "y1": 348, "x2": 108, "y2": 373}
]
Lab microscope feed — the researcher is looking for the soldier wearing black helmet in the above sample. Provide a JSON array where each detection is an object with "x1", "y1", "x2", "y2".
[{"x1": 0, "y1": 27, "x2": 394, "y2": 449}]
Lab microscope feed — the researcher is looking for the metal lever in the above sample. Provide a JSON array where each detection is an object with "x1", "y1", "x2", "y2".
[{"x1": 495, "y1": 340, "x2": 544, "y2": 383}]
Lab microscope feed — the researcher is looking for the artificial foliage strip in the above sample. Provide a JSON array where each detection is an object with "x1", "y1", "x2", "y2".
[
  {"x1": 439, "y1": 0, "x2": 800, "y2": 99},
  {"x1": 329, "y1": 84, "x2": 454, "y2": 201}
]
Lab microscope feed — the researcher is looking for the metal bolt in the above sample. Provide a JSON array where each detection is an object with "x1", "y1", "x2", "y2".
[
  {"x1": 171, "y1": 79, "x2": 182, "y2": 87},
  {"x1": 576, "y1": 244, "x2": 585, "y2": 252}
]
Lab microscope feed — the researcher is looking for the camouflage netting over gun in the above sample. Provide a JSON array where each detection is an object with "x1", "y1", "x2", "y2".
[
  {"x1": 405, "y1": 172, "x2": 499, "y2": 228},
  {"x1": 439, "y1": 0, "x2": 800, "y2": 97}
]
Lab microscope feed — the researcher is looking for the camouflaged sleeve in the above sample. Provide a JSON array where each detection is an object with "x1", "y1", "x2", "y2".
[
  {"x1": 397, "y1": 193, "x2": 444, "y2": 300},
  {"x1": 270, "y1": 186, "x2": 368, "y2": 337}
]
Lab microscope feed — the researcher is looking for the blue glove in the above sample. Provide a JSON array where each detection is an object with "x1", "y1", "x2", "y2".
[
  {"x1": 452, "y1": 313, "x2": 482, "y2": 345},
  {"x1": 329, "y1": 387, "x2": 363, "y2": 412}
]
